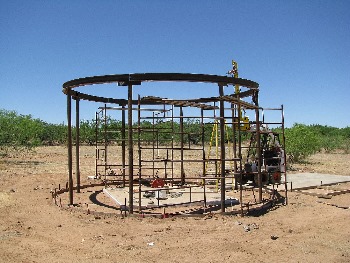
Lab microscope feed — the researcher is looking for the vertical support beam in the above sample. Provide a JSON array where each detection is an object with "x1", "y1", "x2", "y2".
[
  {"x1": 152, "y1": 112, "x2": 155, "y2": 178},
  {"x1": 171, "y1": 105, "x2": 174, "y2": 184},
  {"x1": 128, "y1": 84, "x2": 134, "y2": 214},
  {"x1": 281, "y1": 104, "x2": 288, "y2": 205},
  {"x1": 232, "y1": 103, "x2": 238, "y2": 190},
  {"x1": 104, "y1": 104, "x2": 107, "y2": 180},
  {"x1": 95, "y1": 111, "x2": 98, "y2": 178},
  {"x1": 219, "y1": 84, "x2": 226, "y2": 213},
  {"x1": 121, "y1": 105, "x2": 126, "y2": 187},
  {"x1": 180, "y1": 106, "x2": 185, "y2": 185},
  {"x1": 238, "y1": 101, "x2": 243, "y2": 214},
  {"x1": 75, "y1": 97, "x2": 80, "y2": 193},
  {"x1": 255, "y1": 92, "x2": 262, "y2": 202},
  {"x1": 201, "y1": 108, "x2": 205, "y2": 178},
  {"x1": 67, "y1": 88, "x2": 73, "y2": 205},
  {"x1": 137, "y1": 95, "x2": 142, "y2": 212}
]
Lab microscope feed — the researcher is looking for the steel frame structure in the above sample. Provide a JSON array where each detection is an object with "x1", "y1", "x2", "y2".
[{"x1": 62, "y1": 73, "x2": 286, "y2": 215}]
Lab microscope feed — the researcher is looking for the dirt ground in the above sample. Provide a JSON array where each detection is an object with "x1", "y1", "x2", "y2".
[{"x1": 0, "y1": 146, "x2": 349, "y2": 263}]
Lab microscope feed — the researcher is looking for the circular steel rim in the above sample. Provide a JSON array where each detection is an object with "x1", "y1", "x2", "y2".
[{"x1": 62, "y1": 73, "x2": 259, "y2": 107}]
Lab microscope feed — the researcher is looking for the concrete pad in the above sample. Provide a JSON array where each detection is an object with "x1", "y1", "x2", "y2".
[
  {"x1": 103, "y1": 185, "x2": 238, "y2": 211},
  {"x1": 102, "y1": 173, "x2": 350, "y2": 212},
  {"x1": 284, "y1": 173, "x2": 350, "y2": 190}
]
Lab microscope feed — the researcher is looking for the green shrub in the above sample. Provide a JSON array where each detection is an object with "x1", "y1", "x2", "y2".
[
  {"x1": 285, "y1": 123, "x2": 322, "y2": 163},
  {"x1": 1, "y1": 108, "x2": 349, "y2": 160}
]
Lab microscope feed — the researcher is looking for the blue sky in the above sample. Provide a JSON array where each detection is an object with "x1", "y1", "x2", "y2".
[{"x1": 0, "y1": 0, "x2": 349, "y2": 127}]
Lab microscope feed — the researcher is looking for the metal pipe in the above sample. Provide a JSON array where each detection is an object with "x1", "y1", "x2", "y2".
[
  {"x1": 219, "y1": 84, "x2": 226, "y2": 213},
  {"x1": 180, "y1": 106, "x2": 185, "y2": 185},
  {"x1": 201, "y1": 108, "x2": 206, "y2": 180},
  {"x1": 171, "y1": 105, "x2": 174, "y2": 185},
  {"x1": 128, "y1": 83, "x2": 134, "y2": 214},
  {"x1": 104, "y1": 104, "x2": 107, "y2": 181},
  {"x1": 232, "y1": 103, "x2": 238, "y2": 190},
  {"x1": 281, "y1": 104, "x2": 288, "y2": 204},
  {"x1": 67, "y1": 88, "x2": 73, "y2": 205},
  {"x1": 75, "y1": 97, "x2": 80, "y2": 193},
  {"x1": 255, "y1": 92, "x2": 262, "y2": 202},
  {"x1": 95, "y1": 111, "x2": 98, "y2": 178},
  {"x1": 138, "y1": 95, "x2": 142, "y2": 212},
  {"x1": 140, "y1": 115, "x2": 218, "y2": 120},
  {"x1": 121, "y1": 105, "x2": 126, "y2": 187},
  {"x1": 152, "y1": 111, "x2": 155, "y2": 178},
  {"x1": 237, "y1": 99, "x2": 243, "y2": 215}
]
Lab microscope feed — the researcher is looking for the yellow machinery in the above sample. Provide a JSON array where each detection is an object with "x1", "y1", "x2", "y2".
[
  {"x1": 205, "y1": 119, "x2": 235, "y2": 191},
  {"x1": 205, "y1": 60, "x2": 252, "y2": 189},
  {"x1": 232, "y1": 60, "x2": 240, "y2": 94},
  {"x1": 229, "y1": 60, "x2": 250, "y2": 131},
  {"x1": 204, "y1": 60, "x2": 251, "y2": 190}
]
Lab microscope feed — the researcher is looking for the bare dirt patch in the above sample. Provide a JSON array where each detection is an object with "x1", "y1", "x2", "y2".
[
  {"x1": 0, "y1": 146, "x2": 349, "y2": 262},
  {"x1": 290, "y1": 150, "x2": 350, "y2": 175}
]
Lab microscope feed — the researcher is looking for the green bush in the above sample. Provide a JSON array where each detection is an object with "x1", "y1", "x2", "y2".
[
  {"x1": 1, "y1": 108, "x2": 349, "y2": 160},
  {"x1": 79, "y1": 120, "x2": 96, "y2": 145},
  {"x1": 0, "y1": 109, "x2": 67, "y2": 149},
  {"x1": 284, "y1": 123, "x2": 322, "y2": 163}
]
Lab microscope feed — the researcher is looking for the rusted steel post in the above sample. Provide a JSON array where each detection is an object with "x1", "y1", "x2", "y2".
[
  {"x1": 201, "y1": 108, "x2": 205, "y2": 178},
  {"x1": 219, "y1": 84, "x2": 226, "y2": 213},
  {"x1": 121, "y1": 105, "x2": 126, "y2": 187},
  {"x1": 128, "y1": 83, "x2": 134, "y2": 214},
  {"x1": 232, "y1": 103, "x2": 238, "y2": 190},
  {"x1": 180, "y1": 106, "x2": 185, "y2": 185},
  {"x1": 152, "y1": 112, "x2": 155, "y2": 178},
  {"x1": 104, "y1": 104, "x2": 108, "y2": 180},
  {"x1": 237, "y1": 101, "x2": 243, "y2": 212},
  {"x1": 67, "y1": 88, "x2": 74, "y2": 205},
  {"x1": 204, "y1": 182, "x2": 207, "y2": 208},
  {"x1": 95, "y1": 111, "x2": 98, "y2": 178},
  {"x1": 75, "y1": 97, "x2": 80, "y2": 193},
  {"x1": 281, "y1": 104, "x2": 288, "y2": 204},
  {"x1": 171, "y1": 105, "x2": 175, "y2": 184},
  {"x1": 255, "y1": 93, "x2": 262, "y2": 202},
  {"x1": 137, "y1": 95, "x2": 142, "y2": 213}
]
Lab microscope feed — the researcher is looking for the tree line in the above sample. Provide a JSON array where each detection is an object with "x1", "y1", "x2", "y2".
[{"x1": 1, "y1": 109, "x2": 349, "y2": 162}]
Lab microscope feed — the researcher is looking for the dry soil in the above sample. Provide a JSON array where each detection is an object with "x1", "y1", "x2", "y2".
[{"x1": 0, "y1": 146, "x2": 349, "y2": 263}]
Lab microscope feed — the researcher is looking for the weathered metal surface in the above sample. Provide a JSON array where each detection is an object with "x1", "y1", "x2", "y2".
[
  {"x1": 62, "y1": 71, "x2": 287, "y2": 215},
  {"x1": 63, "y1": 73, "x2": 259, "y2": 91}
]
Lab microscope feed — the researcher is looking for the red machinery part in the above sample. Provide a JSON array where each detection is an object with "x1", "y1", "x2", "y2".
[{"x1": 151, "y1": 178, "x2": 165, "y2": 188}]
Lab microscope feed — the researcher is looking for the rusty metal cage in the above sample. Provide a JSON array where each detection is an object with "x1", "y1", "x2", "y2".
[{"x1": 62, "y1": 73, "x2": 287, "y2": 215}]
